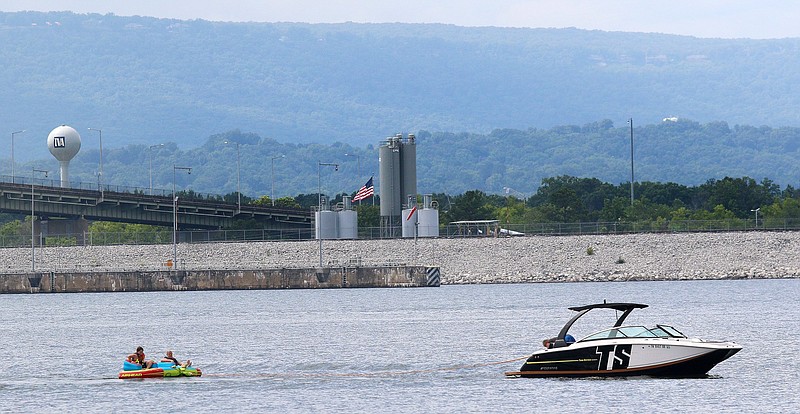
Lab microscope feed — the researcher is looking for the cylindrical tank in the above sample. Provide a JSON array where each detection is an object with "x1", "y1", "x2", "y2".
[
  {"x1": 316, "y1": 210, "x2": 338, "y2": 239},
  {"x1": 418, "y1": 195, "x2": 439, "y2": 237},
  {"x1": 379, "y1": 137, "x2": 401, "y2": 217},
  {"x1": 401, "y1": 207, "x2": 417, "y2": 237},
  {"x1": 418, "y1": 208, "x2": 439, "y2": 237},
  {"x1": 399, "y1": 134, "x2": 416, "y2": 208},
  {"x1": 338, "y1": 195, "x2": 357, "y2": 239},
  {"x1": 339, "y1": 209, "x2": 358, "y2": 239}
]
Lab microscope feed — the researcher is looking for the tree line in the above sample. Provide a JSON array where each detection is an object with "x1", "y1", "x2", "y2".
[{"x1": 260, "y1": 174, "x2": 800, "y2": 229}]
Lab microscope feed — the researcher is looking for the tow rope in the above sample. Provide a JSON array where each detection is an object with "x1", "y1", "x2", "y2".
[{"x1": 203, "y1": 355, "x2": 528, "y2": 379}]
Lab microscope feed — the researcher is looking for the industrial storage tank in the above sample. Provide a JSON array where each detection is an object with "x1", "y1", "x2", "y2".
[
  {"x1": 379, "y1": 137, "x2": 402, "y2": 218},
  {"x1": 315, "y1": 198, "x2": 338, "y2": 240},
  {"x1": 338, "y1": 196, "x2": 358, "y2": 239},
  {"x1": 399, "y1": 133, "x2": 416, "y2": 208},
  {"x1": 401, "y1": 202, "x2": 418, "y2": 238},
  {"x1": 418, "y1": 194, "x2": 440, "y2": 237}
]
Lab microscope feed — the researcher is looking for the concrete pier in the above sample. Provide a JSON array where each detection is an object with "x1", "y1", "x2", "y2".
[{"x1": 0, "y1": 266, "x2": 441, "y2": 294}]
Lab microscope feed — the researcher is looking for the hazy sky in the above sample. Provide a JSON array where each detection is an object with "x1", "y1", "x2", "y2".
[{"x1": 3, "y1": 0, "x2": 800, "y2": 39}]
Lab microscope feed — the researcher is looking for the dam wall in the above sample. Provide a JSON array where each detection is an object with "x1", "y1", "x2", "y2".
[{"x1": 0, "y1": 266, "x2": 441, "y2": 294}]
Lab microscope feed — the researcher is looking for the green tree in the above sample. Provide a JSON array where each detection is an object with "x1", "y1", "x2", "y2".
[
  {"x1": 691, "y1": 204, "x2": 737, "y2": 220},
  {"x1": 252, "y1": 195, "x2": 273, "y2": 206},
  {"x1": 88, "y1": 221, "x2": 170, "y2": 245},
  {"x1": 761, "y1": 197, "x2": 800, "y2": 227},
  {"x1": 443, "y1": 190, "x2": 494, "y2": 222},
  {"x1": 598, "y1": 197, "x2": 630, "y2": 222},
  {"x1": 357, "y1": 205, "x2": 380, "y2": 228},
  {"x1": 548, "y1": 187, "x2": 584, "y2": 222},
  {"x1": 294, "y1": 194, "x2": 320, "y2": 209},
  {"x1": 496, "y1": 196, "x2": 528, "y2": 224},
  {"x1": 701, "y1": 177, "x2": 775, "y2": 217},
  {"x1": 274, "y1": 196, "x2": 301, "y2": 208},
  {"x1": 627, "y1": 198, "x2": 672, "y2": 222},
  {"x1": 0, "y1": 219, "x2": 23, "y2": 236}
]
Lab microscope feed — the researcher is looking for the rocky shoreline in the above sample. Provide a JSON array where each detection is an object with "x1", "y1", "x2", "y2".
[{"x1": 2, "y1": 231, "x2": 799, "y2": 284}]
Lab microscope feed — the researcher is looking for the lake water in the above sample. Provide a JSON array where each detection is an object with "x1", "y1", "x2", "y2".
[{"x1": 0, "y1": 279, "x2": 797, "y2": 413}]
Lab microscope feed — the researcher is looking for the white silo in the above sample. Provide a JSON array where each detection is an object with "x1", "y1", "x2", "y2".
[
  {"x1": 315, "y1": 197, "x2": 338, "y2": 240},
  {"x1": 47, "y1": 125, "x2": 81, "y2": 188},
  {"x1": 401, "y1": 195, "x2": 418, "y2": 238},
  {"x1": 418, "y1": 194, "x2": 440, "y2": 237},
  {"x1": 338, "y1": 196, "x2": 358, "y2": 239}
]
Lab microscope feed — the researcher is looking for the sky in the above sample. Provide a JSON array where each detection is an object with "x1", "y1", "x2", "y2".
[{"x1": 3, "y1": 0, "x2": 800, "y2": 39}]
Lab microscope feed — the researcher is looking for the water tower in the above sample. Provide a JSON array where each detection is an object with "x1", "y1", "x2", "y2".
[{"x1": 47, "y1": 125, "x2": 81, "y2": 188}]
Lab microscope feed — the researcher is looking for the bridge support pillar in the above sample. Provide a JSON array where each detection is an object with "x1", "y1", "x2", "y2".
[{"x1": 38, "y1": 217, "x2": 89, "y2": 246}]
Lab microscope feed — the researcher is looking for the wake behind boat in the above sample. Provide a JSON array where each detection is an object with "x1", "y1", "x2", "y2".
[{"x1": 505, "y1": 302, "x2": 741, "y2": 378}]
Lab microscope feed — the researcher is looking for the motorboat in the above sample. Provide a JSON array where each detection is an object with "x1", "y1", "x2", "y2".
[
  {"x1": 505, "y1": 302, "x2": 741, "y2": 378},
  {"x1": 119, "y1": 360, "x2": 202, "y2": 379}
]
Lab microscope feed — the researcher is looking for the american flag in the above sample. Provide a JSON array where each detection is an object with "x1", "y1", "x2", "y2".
[{"x1": 352, "y1": 176, "x2": 374, "y2": 202}]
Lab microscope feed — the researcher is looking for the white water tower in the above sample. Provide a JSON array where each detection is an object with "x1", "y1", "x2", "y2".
[{"x1": 47, "y1": 125, "x2": 81, "y2": 188}]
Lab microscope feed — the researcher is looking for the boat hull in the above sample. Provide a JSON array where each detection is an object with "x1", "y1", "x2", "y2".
[{"x1": 506, "y1": 339, "x2": 741, "y2": 378}]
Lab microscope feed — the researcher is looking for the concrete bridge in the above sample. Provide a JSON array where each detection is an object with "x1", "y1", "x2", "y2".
[{"x1": 0, "y1": 178, "x2": 312, "y2": 235}]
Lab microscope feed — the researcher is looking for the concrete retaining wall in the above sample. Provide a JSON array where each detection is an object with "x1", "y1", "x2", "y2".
[{"x1": 0, "y1": 266, "x2": 440, "y2": 294}]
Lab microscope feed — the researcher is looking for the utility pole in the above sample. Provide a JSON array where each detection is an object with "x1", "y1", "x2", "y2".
[{"x1": 629, "y1": 118, "x2": 635, "y2": 206}]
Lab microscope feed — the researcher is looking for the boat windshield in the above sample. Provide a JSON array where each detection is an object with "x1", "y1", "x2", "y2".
[
  {"x1": 580, "y1": 325, "x2": 683, "y2": 342},
  {"x1": 654, "y1": 325, "x2": 687, "y2": 338}
]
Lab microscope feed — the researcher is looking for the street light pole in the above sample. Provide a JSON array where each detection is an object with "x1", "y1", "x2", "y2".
[
  {"x1": 751, "y1": 208, "x2": 760, "y2": 228},
  {"x1": 88, "y1": 128, "x2": 103, "y2": 192},
  {"x1": 31, "y1": 167, "x2": 48, "y2": 272},
  {"x1": 173, "y1": 165, "x2": 192, "y2": 270},
  {"x1": 271, "y1": 155, "x2": 284, "y2": 206},
  {"x1": 317, "y1": 161, "x2": 339, "y2": 268},
  {"x1": 629, "y1": 118, "x2": 635, "y2": 206},
  {"x1": 11, "y1": 130, "x2": 25, "y2": 182},
  {"x1": 345, "y1": 153, "x2": 361, "y2": 205},
  {"x1": 148, "y1": 144, "x2": 164, "y2": 195}
]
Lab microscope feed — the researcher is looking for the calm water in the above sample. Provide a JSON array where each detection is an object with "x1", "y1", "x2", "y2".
[{"x1": 0, "y1": 279, "x2": 797, "y2": 413}]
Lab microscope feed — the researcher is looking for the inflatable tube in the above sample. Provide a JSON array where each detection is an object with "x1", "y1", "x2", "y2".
[{"x1": 119, "y1": 361, "x2": 201, "y2": 379}]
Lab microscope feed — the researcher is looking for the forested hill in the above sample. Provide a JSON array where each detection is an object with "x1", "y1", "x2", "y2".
[
  {"x1": 3, "y1": 11, "x2": 800, "y2": 161},
  {"x1": 417, "y1": 119, "x2": 800, "y2": 194}
]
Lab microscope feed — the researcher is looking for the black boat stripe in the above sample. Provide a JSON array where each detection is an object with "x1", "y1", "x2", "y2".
[{"x1": 507, "y1": 350, "x2": 717, "y2": 376}]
